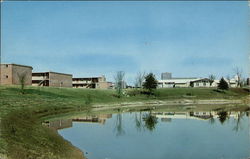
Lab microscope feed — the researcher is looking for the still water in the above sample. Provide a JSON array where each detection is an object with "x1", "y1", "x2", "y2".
[{"x1": 57, "y1": 110, "x2": 249, "y2": 159}]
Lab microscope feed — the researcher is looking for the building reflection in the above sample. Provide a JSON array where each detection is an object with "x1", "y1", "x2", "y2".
[
  {"x1": 72, "y1": 114, "x2": 112, "y2": 125},
  {"x1": 151, "y1": 111, "x2": 244, "y2": 122},
  {"x1": 44, "y1": 114, "x2": 112, "y2": 130},
  {"x1": 44, "y1": 119, "x2": 73, "y2": 130}
]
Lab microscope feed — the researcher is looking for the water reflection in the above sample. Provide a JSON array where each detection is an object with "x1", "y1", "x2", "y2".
[
  {"x1": 44, "y1": 119, "x2": 72, "y2": 130},
  {"x1": 134, "y1": 112, "x2": 143, "y2": 132},
  {"x1": 217, "y1": 111, "x2": 228, "y2": 124},
  {"x1": 46, "y1": 109, "x2": 249, "y2": 134},
  {"x1": 114, "y1": 113, "x2": 125, "y2": 136},
  {"x1": 142, "y1": 111, "x2": 158, "y2": 131},
  {"x1": 233, "y1": 111, "x2": 245, "y2": 132},
  {"x1": 54, "y1": 108, "x2": 249, "y2": 159}
]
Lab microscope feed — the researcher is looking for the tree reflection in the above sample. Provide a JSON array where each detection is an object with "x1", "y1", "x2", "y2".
[
  {"x1": 208, "y1": 111, "x2": 215, "y2": 124},
  {"x1": 114, "y1": 113, "x2": 125, "y2": 136},
  {"x1": 217, "y1": 111, "x2": 229, "y2": 124},
  {"x1": 233, "y1": 112, "x2": 245, "y2": 132},
  {"x1": 142, "y1": 112, "x2": 158, "y2": 132},
  {"x1": 135, "y1": 112, "x2": 144, "y2": 132}
]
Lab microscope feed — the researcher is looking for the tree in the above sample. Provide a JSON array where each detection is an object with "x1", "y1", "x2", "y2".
[
  {"x1": 226, "y1": 75, "x2": 231, "y2": 88},
  {"x1": 114, "y1": 71, "x2": 125, "y2": 98},
  {"x1": 135, "y1": 71, "x2": 145, "y2": 88},
  {"x1": 143, "y1": 73, "x2": 158, "y2": 95},
  {"x1": 208, "y1": 74, "x2": 216, "y2": 86},
  {"x1": 217, "y1": 77, "x2": 229, "y2": 90},
  {"x1": 17, "y1": 72, "x2": 27, "y2": 94},
  {"x1": 234, "y1": 67, "x2": 242, "y2": 87}
]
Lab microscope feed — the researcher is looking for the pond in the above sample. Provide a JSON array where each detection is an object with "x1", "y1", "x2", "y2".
[{"x1": 52, "y1": 109, "x2": 249, "y2": 159}]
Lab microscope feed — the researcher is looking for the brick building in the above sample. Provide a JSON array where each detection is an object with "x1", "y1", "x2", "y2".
[
  {"x1": 0, "y1": 64, "x2": 33, "y2": 85},
  {"x1": 72, "y1": 75, "x2": 112, "y2": 89},
  {"x1": 32, "y1": 71, "x2": 72, "y2": 87}
]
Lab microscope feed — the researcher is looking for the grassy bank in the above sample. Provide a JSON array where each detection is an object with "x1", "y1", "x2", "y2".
[{"x1": 0, "y1": 85, "x2": 249, "y2": 159}]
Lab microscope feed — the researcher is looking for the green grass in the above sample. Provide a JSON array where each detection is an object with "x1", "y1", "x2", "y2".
[
  {"x1": 154, "y1": 87, "x2": 249, "y2": 99},
  {"x1": 0, "y1": 85, "x2": 249, "y2": 159}
]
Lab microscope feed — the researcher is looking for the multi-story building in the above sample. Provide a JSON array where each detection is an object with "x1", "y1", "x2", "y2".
[
  {"x1": 32, "y1": 71, "x2": 72, "y2": 87},
  {"x1": 0, "y1": 63, "x2": 33, "y2": 85},
  {"x1": 72, "y1": 75, "x2": 112, "y2": 89}
]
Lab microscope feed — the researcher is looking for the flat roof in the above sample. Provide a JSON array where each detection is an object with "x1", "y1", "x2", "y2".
[
  {"x1": 158, "y1": 78, "x2": 200, "y2": 83},
  {"x1": 73, "y1": 77, "x2": 103, "y2": 79},
  {"x1": 171, "y1": 77, "x2": 198, "y2": 79},
  {"x1": 1, "y1": 63, "x2": 33, "y2": 69},
  {"x1": 190, "y1": 78, "x2": 211, "y2": 82},
  {"x1": 32, "y1": 71, "x2": 72, "y2": 76}
]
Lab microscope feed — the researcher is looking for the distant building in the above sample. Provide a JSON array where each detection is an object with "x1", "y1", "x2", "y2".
[
  {"x1": 158, "y1": 75, "x2": 238, "y2": 88},
  {"x1": 0, "y1": 64, "x2": 33, "y2": 85},
  {"x1": 161, "y1": 72, "x2": 172, "y2": 80},
  {"x1": 73, "y1": 75, "x2": 112, "y2": 89},
  {"x1": 32, "y1": 71, "x2": 72, "y2": 87}
]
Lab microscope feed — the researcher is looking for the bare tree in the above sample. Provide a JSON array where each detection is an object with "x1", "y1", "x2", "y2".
[
  {"x1": 208, "y1": 74, "x2": 216, "y2": 86},
  {"x1": 234, "y1": 67, "x2": 243, "y2": 87},
  {"x1": 135, "y1": 71, "x2": 145, "y2": 88},
  {"x1": 226, "y1": 75, "x2": 231, "y2": 88},
  {"x1": 114, "y1": 71, "x2": 125, "y2": 98},
  {"x1": 17, "y1": 72, "x2": 27, "y2": 94}
]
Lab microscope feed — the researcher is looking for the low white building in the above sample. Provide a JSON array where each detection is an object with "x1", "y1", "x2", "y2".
[
  {"x1": 158, "y1": 78, "x2": 201, "y2": 88},
  {"x1": 190, "y1": 78, "x2": 212, "y2": 87},
  {"x1": 158, "y1": 77, "x2": 238, "y2": 88}
]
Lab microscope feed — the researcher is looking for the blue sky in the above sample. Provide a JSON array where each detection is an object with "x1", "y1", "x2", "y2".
[{"x1": 2, "y1": 1, "x2": 249, "y2": 84}]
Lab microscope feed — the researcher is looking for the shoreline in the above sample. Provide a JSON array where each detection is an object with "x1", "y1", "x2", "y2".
[{"x1": 91, "y1": 97, "x2": 249, "y2": 111}]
